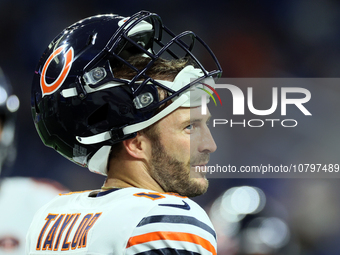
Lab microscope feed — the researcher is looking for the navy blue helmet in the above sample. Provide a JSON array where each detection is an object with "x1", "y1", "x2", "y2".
[{"x1": 31, "y1": 11, "x2": 222, "y2": 175}]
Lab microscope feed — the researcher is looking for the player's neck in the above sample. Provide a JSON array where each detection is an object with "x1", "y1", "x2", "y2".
[{"x1": 103, "y1": 155, "x2": 165, "y2": 192}]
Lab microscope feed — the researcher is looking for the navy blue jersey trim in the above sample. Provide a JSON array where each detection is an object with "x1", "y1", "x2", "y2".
[
  {"x1": 158, "y1": 200, "x2": 190, "y2": 210},
  {"x1": 135, "y1": 248, "x2": 201, "y2": 255},
  {"x1": 137, "y1": 215, "x2": 216, "y2": 240}
]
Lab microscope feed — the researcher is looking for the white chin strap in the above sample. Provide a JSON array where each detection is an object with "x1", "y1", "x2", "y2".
[{"x1": 83, "y1": 65, "x2": 215, "y2": 175}]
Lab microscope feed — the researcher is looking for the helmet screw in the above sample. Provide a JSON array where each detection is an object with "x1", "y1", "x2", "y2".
[
  {"x1": 92, "y1": 68, "x2": 105, "y2": 80},
  {"x1": 141, "y1": 94, "x2": 151, "y2": 104}
]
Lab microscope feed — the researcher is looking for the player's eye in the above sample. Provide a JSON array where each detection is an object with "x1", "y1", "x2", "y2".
[{"x1": 185, "y1": 124, "x2": 193, "y2": 130}]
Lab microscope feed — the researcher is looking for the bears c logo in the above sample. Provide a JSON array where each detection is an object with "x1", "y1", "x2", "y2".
[{"x1": 40, "y1": 45, "x2": 74, "y2": 97}]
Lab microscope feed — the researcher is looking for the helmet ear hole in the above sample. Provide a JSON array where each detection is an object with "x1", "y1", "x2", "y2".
[{"x1": 87, "y1": 104, "x2": 109, "y2": 126}]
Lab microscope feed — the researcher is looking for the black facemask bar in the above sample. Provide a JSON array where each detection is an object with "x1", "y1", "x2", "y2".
[{"x1": 82, "y1": 10, "x2": 222, "y2": 111}]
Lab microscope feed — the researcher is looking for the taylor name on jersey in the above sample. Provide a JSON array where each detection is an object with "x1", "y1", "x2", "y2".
[{"x1": 26, "y1": 187, "x2": 217, "y2": 255}]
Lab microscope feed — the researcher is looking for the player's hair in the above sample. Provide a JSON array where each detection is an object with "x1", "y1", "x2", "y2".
[
  {"x1": 107, "y1": 56, "x2": 190, "y2": 167},
  {"x1": 113, "y1": 55, "x2": 189, "y2": 81}
]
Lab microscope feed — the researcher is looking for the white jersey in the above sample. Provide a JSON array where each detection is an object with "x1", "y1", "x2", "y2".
[
  {"x1": 26, "y1": 187, "x2": 217, "y2": 255},
  {"x1": 0, "y1": 177, "x2": 66, "y2": 255}
]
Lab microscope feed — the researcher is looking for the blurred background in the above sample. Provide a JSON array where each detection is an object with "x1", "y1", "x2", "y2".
[{"x1": 1, "y1": 0, "x2": 340, "y2": 254}]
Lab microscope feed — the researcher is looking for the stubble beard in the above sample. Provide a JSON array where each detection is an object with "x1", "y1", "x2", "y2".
[{"x1": 149, "y1": 138, "x2": 209, "y2": 197}]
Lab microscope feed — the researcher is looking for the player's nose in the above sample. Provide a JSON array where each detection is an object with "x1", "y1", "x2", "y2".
[{"x1": 198, "y1": 126, "x2": 217, "y2": 153}]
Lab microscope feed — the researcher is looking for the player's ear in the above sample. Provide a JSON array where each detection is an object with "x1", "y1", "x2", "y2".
[{"x1": 122, "y1": 132, "x2": 151, "y2": 160}]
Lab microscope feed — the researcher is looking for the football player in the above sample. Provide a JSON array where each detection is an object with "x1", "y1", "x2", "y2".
[
  {"x1": 27, "y1": 11, "x2": 222, "y2": 254},
  {"x1": 0, "y1": 68, "x2": 66, "y2": 255}
]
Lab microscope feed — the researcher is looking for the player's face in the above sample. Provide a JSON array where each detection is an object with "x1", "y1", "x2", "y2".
[{"x1": 148, "y1": 106, "x2": 217, "y2": 197}]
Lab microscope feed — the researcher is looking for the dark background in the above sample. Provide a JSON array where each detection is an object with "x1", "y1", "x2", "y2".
[{"x1": 2, "y1": 0, "x2": 340, "y2": 254}]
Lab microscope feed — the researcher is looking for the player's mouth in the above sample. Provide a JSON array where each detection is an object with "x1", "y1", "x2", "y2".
[
  {"x1": 191, "y1": 162, "x2": 208, "y2": 169},
  {"x1": 191, "y1": 162, "x2": 209, "y2": 177}
]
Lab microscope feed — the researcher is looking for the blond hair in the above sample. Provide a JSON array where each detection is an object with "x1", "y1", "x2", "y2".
[{"x1": 113, "y1": 55, "x2": 189, "y2": 81}]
